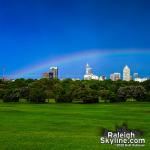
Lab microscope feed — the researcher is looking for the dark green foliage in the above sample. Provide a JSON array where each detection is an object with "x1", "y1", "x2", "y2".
[
  {"x1": 99, "y1": 90, "x2": 110, "y2": 102},
  {"x1": 72, "y1": 84, "x2": 99, "y2": 103},
  {"x1": 132, "y1": 86, "x2": 147, "y2": 101},
  {"x1": 145, "y1": 92, "x2": 150, "y2": 101},
  {"x1": 117, "y1": 87, "x2": 128, "y2": 102},
  {"x1": 109, "y1": 92, "x2": 117, "y2": 103},
  {"x1": 3, "y1": 89, "x2": 20, "y2": 102},
  {"x1": 29, "y1": 88, "x2": 46, "y2": 103},
  {"x1": 54, "y1": 79, "x2": 74, "y2": 103},
  {"x1": 142, "y1": 80, "x2": 150, "y2": 91},
  {"x1": 0, "y1": 78, "x2": 150, "y2": 103},
  {"x1": 0, "y1": 89, "x2": 5, "y2": 99},
  {"x1": 82, "y1": 88, "x2": 99, "y2": 103},
  {"x1": 19, "y1": 87, "x2": 29, "y2": 99},
  {"x1": 117, "y1": 86, "x2": 147, "y2": 102}
]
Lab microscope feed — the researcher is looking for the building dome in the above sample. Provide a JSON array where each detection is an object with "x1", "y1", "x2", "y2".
[{"x1": 124, "y1": 65, "x2": 129, "y2": 70}]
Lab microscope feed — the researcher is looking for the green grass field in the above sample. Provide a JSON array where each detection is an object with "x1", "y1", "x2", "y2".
[{"x1": 0, "y1": 102, "x2": 149, "y2": 150}]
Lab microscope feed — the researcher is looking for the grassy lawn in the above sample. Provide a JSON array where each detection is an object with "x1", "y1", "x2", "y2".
[{"x1": 0, "y1": 102, "x2": 149, "y2": 150}]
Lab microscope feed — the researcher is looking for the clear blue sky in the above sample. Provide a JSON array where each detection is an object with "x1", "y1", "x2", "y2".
[{"x1": 0, "y1": 0, "x2": 150, "y2": 79}]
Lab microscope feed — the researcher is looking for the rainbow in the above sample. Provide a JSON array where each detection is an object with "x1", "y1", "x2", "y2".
[{"x1": 10, "y1": 49, "x2": 150, "y2": 79}]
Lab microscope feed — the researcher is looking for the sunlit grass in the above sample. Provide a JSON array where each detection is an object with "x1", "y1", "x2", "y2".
[{"x1": 0, "y1": 102, "x2": 149, "y2": 150}]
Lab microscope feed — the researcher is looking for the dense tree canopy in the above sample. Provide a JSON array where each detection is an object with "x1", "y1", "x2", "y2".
[{"x1": 0, "y1": 78, "x2": 150, "y2": 103}]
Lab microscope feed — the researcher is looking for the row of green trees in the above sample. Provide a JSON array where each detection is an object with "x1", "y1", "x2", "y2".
[{"x1": 0, "y1": 78, "x2": 150, "y2": 103}]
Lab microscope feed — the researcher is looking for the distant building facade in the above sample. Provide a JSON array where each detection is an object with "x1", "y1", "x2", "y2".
[
  {"x1": 43, "y1": 72, "x2": 49, "y2": 79},
  {"x1": 133, "y1": 73, "x2": 139, "y2": 79},
  {"x1": 99, "y1": 75, "x2": 106, "y2": 81},
  {"x1": 49, "y1": 72, "x2": 54, "y2": 79},
  {"x1": 133, "y1": 72, "x2": 148, "y2": 82},
  {"x1": 110, "y1": 73, "x2": 121, "y2": 81},
  {"x1": 123, "y1": 65, "x2": 131, "y2": 81},
  {"x1": 50, "y1": 67, "x2": 58, "y2": 79},
  {"x1": 134, "y1": 77, "x2": 148, "y2": 82},
  {"x1": 42, "y1": 66, "x2": 58, "y2": 79},
  {"x1": 71, "y1": 78, "x2": 80, "y2": 81},
  {"x1": 84, "y1": 63, "x2": 99, "y2": 80}
]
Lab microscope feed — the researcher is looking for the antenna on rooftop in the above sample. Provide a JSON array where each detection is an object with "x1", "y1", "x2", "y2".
[{"x1": 2, "y1": 67, "x2": 5, "y2": 80}]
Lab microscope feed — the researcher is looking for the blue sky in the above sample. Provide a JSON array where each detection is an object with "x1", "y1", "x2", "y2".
[{"x1": 0, "y1": 0, "x2": 150, "y2": 79}]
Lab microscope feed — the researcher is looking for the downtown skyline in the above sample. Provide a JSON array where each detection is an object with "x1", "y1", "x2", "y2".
[
  {"x1": 0, "y1": 0, "x2": 150, "y2": 79},
  {"x1": 1, "y1": 50, "x2": 150, "y2": 79}
]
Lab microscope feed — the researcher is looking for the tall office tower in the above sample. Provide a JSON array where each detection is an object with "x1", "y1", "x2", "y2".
[
  {"x1": 85, "y1": 63, "x2": 92, "y2": 75},
  {"x1": 50, "y1": 67, "x2": 58, "y2": 79},
  {"x1": 123, "y1": 65, "x2": 131, "y2": 81},
  {"x1": 84, "y1": 63, "x2": 98, "y2": 80}
]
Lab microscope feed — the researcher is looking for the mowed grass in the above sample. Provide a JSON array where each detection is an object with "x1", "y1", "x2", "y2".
[{"x1": 0, "y1": 102, "x2": 149, "y2": 150}]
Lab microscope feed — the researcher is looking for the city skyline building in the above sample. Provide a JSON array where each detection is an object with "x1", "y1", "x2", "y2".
[
  {"x1": 123, "y1": 65, "x2": 131, "y2": 81},
  {"x1": 134, "y1": 77, "x2": 148, "y2": 82},
  {"x1": 42, "y1": 72, "x2": 49, "y2": 79},
  {"x1": 110, "y1": 73, "x2": 121, "y2": 81},
  {"x1": 133, "y1": 73, "x2": 139, "y2": 79},
  {"x1": 49, "y1": 72, "x2": 54, "y2": 79},
  {"x1": 133, "y1": 72, "x2": 148, "y2": 82},
  {"x1": 84, "y1": 63, "x2": 99, "y2": 80},
  {"x1": 85, "y1": 63, "x2": 92, "y2": 75},
  {"x1": 42, "y1": 66, "x2": 58, "y2": 79},
  {"x1": 99, "y1": 75, "x2": 106, "y2": 81},
  {"x1": 110, "y1": 74, "x2": 114, "y2": 81},
  {"x1": 41, "y1": 64, "x2": 149, "y2": 82},
  {"x1": 50, "y1": 67, "x2": 58, "y2": 79}
]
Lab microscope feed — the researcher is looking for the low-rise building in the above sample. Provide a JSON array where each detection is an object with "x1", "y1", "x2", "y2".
[
  {"x1": 110, "y1": 73, "x2": 121, "y2": 81},
  {"x1": 134, "y1": 77, "x2": 148, "y2": 82}
]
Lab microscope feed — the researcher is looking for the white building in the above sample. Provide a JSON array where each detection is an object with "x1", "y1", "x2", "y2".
[
  {"x1": 71, "y1": 78, "x2": 80, "y2": 81},
  {"x1": 134, "y1": 77, "x2": 148, "y2": 82},
  {"x1": 133, "y1": 73, "x2": 139, "y2": 79},
  {"x1": 123, "y1": 65, "x2": 131, "y2": 81},
  {"x1": 84, "y1": 63, "x2": 99, "y2": 80}
]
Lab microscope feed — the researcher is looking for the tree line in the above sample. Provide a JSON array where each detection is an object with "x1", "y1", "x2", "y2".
[{"x1": 0, "y1": 78, "x2": 150, "y2": 103}]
